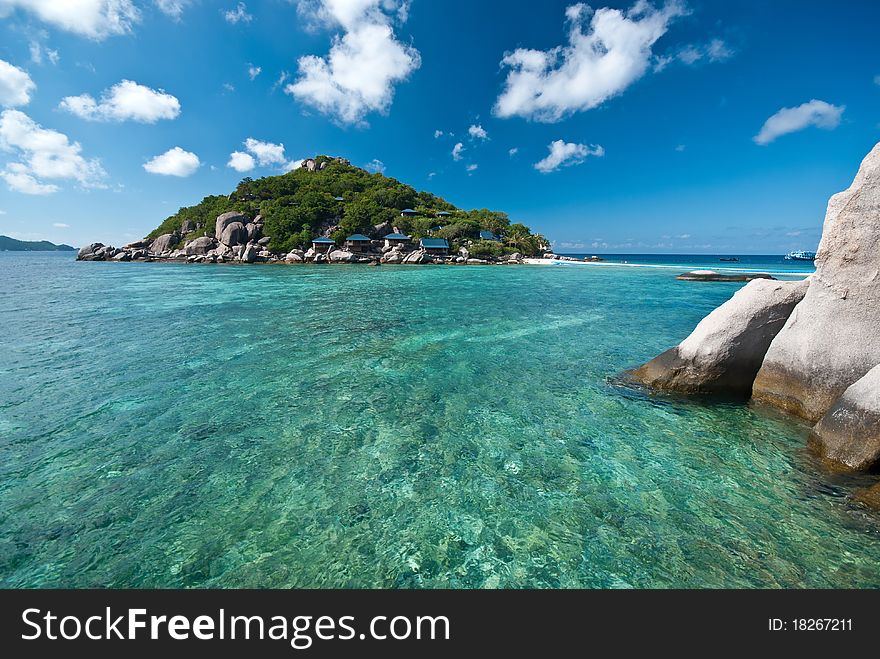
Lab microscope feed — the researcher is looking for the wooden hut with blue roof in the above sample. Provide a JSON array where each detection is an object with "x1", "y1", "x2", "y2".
[
  {"x1": 400, "y1": 208, "x2": 418, "y2": 217},
  {"x1": 311, "y1": 237, "x2": 336, "y2": 253},
  {"x1": 345, "y1": 234, "x2": 372, "y2": 252},
  {"x1": 384, "y1": 232, "x2": 411, "y2": 248},
  {"x1": 479, "y1": 230, "x2": 501, "y2": 242},
  {"x1": 420, "y1": 238, "x2": 449, "y2": 256}
]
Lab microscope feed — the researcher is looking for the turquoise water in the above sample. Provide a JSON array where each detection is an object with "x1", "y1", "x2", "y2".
[{"x1": 1, "y1": 252, "x2": 878, "y2": 589}]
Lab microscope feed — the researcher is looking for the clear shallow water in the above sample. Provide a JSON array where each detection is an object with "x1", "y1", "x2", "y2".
[{"x1": 1, "y1": 252, "x2": 878, "y2": 589}]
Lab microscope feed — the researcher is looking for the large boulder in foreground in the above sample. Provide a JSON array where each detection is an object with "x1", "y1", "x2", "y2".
[
  {"x1": 631, "y1": 278, "x2": 809, "y2": 396},
  {"x1": 811, "y1": 363, "x2": 880, "y2": 471},
  {"x1": 215, "y1": 212, "x2": 246, "y2": 239},
  {"x1": 752, "y1": 143, "x2": 880, "y2": 421}
]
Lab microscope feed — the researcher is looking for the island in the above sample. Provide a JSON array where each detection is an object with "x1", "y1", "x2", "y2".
[
  {"x1": 78, "y1": 156, "x2": 550, "y2": 265},
  {"x1": 1, "y1": 236, "x2": 76, "y2": 252}
]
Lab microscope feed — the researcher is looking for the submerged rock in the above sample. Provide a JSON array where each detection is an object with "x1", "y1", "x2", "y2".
[
  {"x1": 630, "y1": 278, "x2": 809, "y2": 396},
  {"x1": 811, "y1": 363, "x2": 880, "y2": 471},
  {"x1": 753, "y1": 142, "x2": 880, "y2": 421}
]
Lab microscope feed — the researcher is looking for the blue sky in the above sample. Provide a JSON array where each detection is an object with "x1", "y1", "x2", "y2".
[{"x1": 0, "y1": 0, "x2": 878, "y2": 253}]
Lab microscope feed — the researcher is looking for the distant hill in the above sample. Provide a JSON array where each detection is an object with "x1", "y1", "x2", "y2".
[
  {"x1": 0, "y1": 235, "x2": 76, "y2": 252},
  {"x1": 147, "y1": 155, "x2": 548, "y2": 257}
]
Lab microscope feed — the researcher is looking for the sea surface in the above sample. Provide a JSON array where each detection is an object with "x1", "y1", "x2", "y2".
[{"x1": 2, "y1": 252, "x2": 879, "y2": 589}]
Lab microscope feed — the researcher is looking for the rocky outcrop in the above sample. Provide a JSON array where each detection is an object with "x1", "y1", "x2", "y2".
[
  {"x1": 810, "y1": 364, "x2": 880, "y2": 471},
  {"x1": 184, "y1": 237, "x2": 215, "y2": 256},
  {"x1": 403, "y1": 250, "x2": 430, "y2": 264},
  {"x1": 752, "y1": 143, "x2": 880, "y2": 422},
  {"x1": 77, "y1": 243, "x2": 104, "y2": 260},
  {"x1": 631, "y1": 278, "x2": 809, "y2": 396},
  {"x1": 215, "y1": 212, "x2": 246, "y2": 239},
  {"x1": 241, "y1": 243, "x2": 260, "y2": 263},
  {"x1": 150, "y1": 233, "x2": 176, "y2": 254},
  {"x1": 219, "y1": 222, "x2": 247, "y2": 247}
]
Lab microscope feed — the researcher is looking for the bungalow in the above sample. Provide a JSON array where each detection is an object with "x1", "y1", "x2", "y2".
[
  {"x1": 420, "y1": 238, "x2": 449, "y2": 256},
  {"x1": 311, "y1": 237, "x2": 336, "y2": 253},
  {"x1": 479, "y1": 230, "x2": 501, "y2": 242},
  {"x1": 435, "y1": 211, "x2": 452, "y2": 219},
  {"x1": 334, "y1": 196, "x2": 345, "y2": 202},
  {"x1": 400, "y1": 209, "x2": 419, "y2": 217},
  {"x1": 345, "y1": 234, "x2": 372, "y2": 252},
  {"x1": 384, "y1": 233, "x2": 411, "y2": 248}
]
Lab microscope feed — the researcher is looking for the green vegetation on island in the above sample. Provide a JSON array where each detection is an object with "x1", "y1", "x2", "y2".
[
  {"x1": 147, "y1": 156, "x2": 548, "y2": 257},
  {"x1": 0, "y1": 236, "x2": 76, "y2": 252}
]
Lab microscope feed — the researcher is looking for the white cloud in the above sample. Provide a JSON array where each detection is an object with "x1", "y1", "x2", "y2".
[
  {"x1": 365, "y1": 158, "x2": 385, "y2": 173},
  {"x1": 273, "y1": 71, "x2": 291, "y2": 91},
  {"x1": 706, "y1": 38, "x2": 733, "y2": 62},
  {"x1": 60, "y1": 80, "x2": 181, "y2": 123},
  {"x1": 434, "y1": 129, "x2": 443, "y2": 138},
  {"x1": 155, "y1": 0, "x2": 190, "y2": 20},
  {"x1": 0, "y1": 209, "x2": 6, "y2": 214},
  {"x1": 0, "y1": 0, "x2": 141, "y2": 40},
  {"x1": 508, "y1": 147, "x2": 519, "y2": 157},
  {"x1": 227, "y1": 151, "x2": 255, "y2": 172},
  {"x1": 466, "y1": 163, "x2": 478, "y2": 172},
  {"x1": 0, "y1": 109, "x2": 106, "y2": 194},
  {"x1": 534, "y1": 139, "x2": 604, "y2": 173},
  {"x1": 494, "y1": 1, "x2": 686, "y2": 122},
  {"x1": 222, "y1": 82, "x2": 235, "y2": 93},
  {"x1": 451, "y1": 142, "x2": 464, "y2": 161},
  {"x1": 283, "y1": 158, "x2": 304, "y2": 172},
  {"x1": 662, "y1": 38, "x2": 733, "y2": 69},
  {"x1": 248, "y1": 64, "x2": 262, "y2": 80},
  {"x1": 223, "y1": 2, "x2": 252, "y2": 24},
  {"x1": 29, "y1": 40, "x2": 60, "y2": 65},
  {"x1": 753, "y1": 100, "x2": 845, "y2": 145},
  {"x1": 286, "y1": 0, "x2": 420, "y2": 125},
  {"x1": 244, "y1": 138, "x2": 286, "y2": 166},
  {"x1": 227, "y1": 137, "x2": 290, "y2": 172},
  {"x1": 143, "y1": 147, "x2": 200, "y2": 177},
  {"x1": 53, "y1": 222, "x2": 69, "y2": 228},
  {"x1": 0, "y1": 59, "x2": 36, "y2": 107},
  {"x1": 468, "y1": 124, "x2": 488, "y2": 140}
]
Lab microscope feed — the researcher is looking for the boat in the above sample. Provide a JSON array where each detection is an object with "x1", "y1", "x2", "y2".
[
  {"x1": 719, "y1": 257, "x2": 739, "y2": 262},
  {"x1": 784, "y1": 250, "x2": 817, "y2": 261}
]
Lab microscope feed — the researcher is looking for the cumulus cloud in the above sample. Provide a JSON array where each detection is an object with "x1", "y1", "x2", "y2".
[
  {"x1": 60, "y1": 80, "x2": 181, "y2": 123},
  {"x1": 227, "y1": 137, "x2": 291, "y2": 172},
  {"x1": 0, "y1": 59, "x2": 36, "y2": 107},
  {"x1": 248, "y1": 64, "x2": 261, "y2": 80},
  {"x1": 0, "y1": 0, "x2": 141, "y2": 40},
  {"x1": 434, "y1": 129, "x2": 443, "y2": 138},
  {"x1": 451, "y1": 142, "x2": 464, "y2": 161},
  {"x1": 227, "y1": 151, "x2": 256, "y2": 172},
  {"x1": 223, "y1": 1, "x2": 252, "y2": 24},
  {"x1": 0, "y1": 109, "x2": 106, "y2": 194},
  {"x1": 753, "y1": 100, "x2": 844, "y2": 145},
  {"x1": 286, "y1": 0, "x2": 421, "y2": 125},
  {"x1": 494, "y1": 1, "x2": 686, "y2": 122},
  {"x1": 468, "y1": 124, "x2": 488, "y2": 140},
  {"x1": 534, "y1": 140, "x2": 604, "y2": 173},
  {"x1": 143, "y1": 146, "x2": 200, "y2": 177}
]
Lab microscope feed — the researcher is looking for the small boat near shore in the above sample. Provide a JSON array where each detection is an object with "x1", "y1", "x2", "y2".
[{"x1": 719, "y1": 257, "x2": 739, "y2": 262}]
